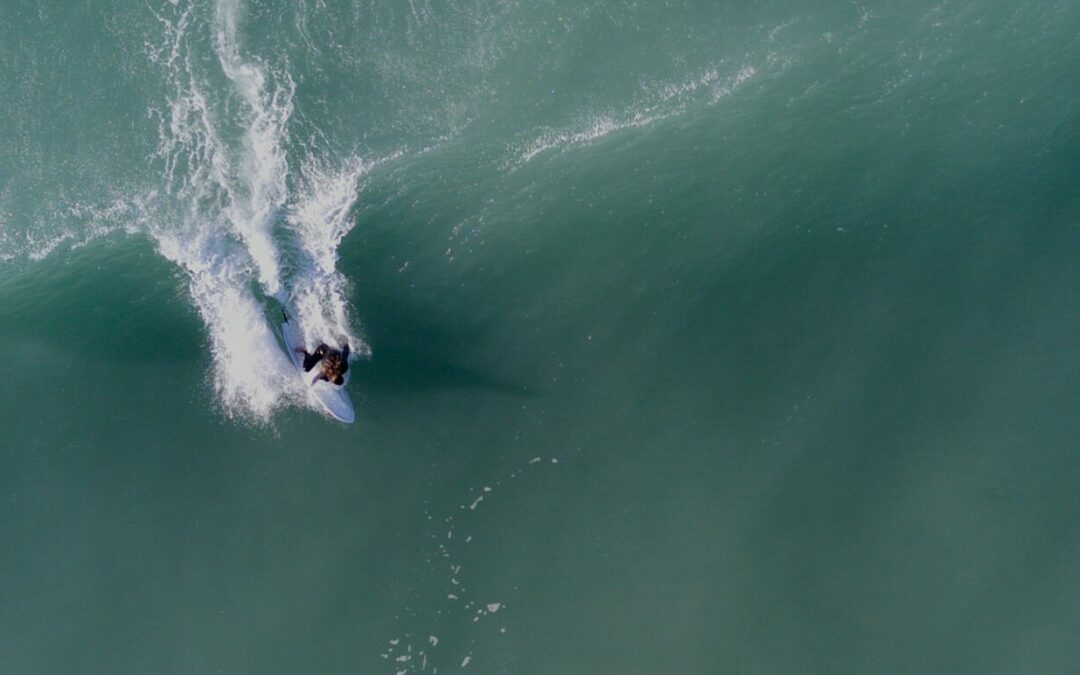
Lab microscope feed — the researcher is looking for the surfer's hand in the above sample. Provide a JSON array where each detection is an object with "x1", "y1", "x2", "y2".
[{"x1": 294, "y1": 347, "x2": 306, "y2": 354}]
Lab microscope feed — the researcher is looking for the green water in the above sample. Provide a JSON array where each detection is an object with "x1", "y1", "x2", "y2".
[{"x1": 2, "y1": 1, "x2": 1080, "y2": 673}]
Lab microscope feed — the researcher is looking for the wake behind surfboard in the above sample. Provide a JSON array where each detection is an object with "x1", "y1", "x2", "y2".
[{"x1": 280, "y1": 312, "x2": 356, "y2": 424}]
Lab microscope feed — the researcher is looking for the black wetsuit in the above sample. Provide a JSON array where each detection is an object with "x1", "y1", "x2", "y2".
[{"x1": 301, "y1": 343, "x2": 350, "y2": 385}]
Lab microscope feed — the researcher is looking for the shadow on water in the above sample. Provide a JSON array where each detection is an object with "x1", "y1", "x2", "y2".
[
  {"x1": 360, "y1": 344, "x2": 535, "y2": 397},
  {"x1": 338, "y1": 194, "x2": 540, "y2": 399},
  {"x1": 355, "y1": 301, "x2": 536, "y2": 398}
]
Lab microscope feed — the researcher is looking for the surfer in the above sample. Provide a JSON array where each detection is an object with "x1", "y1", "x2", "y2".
[{"x1": 295, "y1": 341, "x2": 350, "y2": 386}]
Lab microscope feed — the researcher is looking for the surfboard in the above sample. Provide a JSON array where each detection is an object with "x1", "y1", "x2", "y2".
[{"x1": 280, "y1": 314, "x2": 356, "y2": 424}]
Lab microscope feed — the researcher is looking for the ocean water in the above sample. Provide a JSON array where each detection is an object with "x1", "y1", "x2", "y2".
[{"x1": 2, "y1": 0, "x2": 1079, "y2": 672}]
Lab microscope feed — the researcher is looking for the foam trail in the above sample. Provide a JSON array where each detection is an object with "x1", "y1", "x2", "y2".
[
  {"x1": 146, "y1": 0, "x2": 308, "y2": 421},
  {"x1": 212, "y1": 0, "x2": 293, "y2": 298}
]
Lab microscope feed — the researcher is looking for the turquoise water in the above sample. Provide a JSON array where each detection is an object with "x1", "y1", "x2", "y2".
[{"x1": 2, "y1": 1, "x2": 1080, "y2": 672}]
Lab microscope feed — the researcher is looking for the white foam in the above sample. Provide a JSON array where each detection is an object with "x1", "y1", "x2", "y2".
[
  {"x1": 17, "y1": 195, "x2": 150, "y2": 262},
  {"x1": 26, "y1": 230, "x2": 79, "y2": 263},
  {"x1": 153, "y1": 225, "x2": 297, "y2": 422},
  {"x1": 713, "y1": 65, "x2": 757, "y2": 100},
  {"x1": 519, "y1": 114, "x2": 658, "y2": 164},
  {"x1": 658, "y1": 68, "x2": 720, "y2": 102},
  {"x1": 213, "y1": 0, "x2": 293, "y2": 297},
  {"x1": 514, "y1": 63, "x2": 759, "y2": 165}
]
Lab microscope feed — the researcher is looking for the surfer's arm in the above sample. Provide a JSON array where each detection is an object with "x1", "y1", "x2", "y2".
[
  {"x1": 312, "y1": 371, "x2": 329, "y2": 385},
  {"x1": 302, "y1": 345, "x2": 327, "y2": 372}
]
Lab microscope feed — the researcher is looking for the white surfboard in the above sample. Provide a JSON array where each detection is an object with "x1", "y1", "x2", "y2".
[{"x1": 280, "y1": 315, "x2": 355, "y2": 424}]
